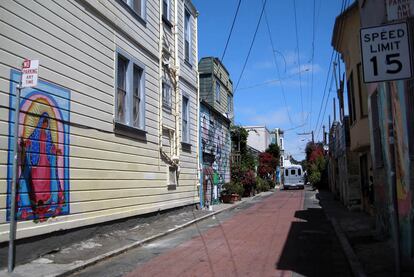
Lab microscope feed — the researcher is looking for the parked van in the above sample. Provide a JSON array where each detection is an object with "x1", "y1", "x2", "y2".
[{"x1": 282, "y1": 165, "x2": 304, "y2": 190}]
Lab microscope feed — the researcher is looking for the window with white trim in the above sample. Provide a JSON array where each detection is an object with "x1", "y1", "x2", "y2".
[
  {"x1": 121, "y1": 0, "x2": 145, "y2": 18},
  {"x1": 162, "y1": 81, "x2": 172, "y2": 109},
  {"x1": 182, "y1": 96, "x2": 190, "y2": 143},
  {"x1": 227, "y1": 94, "x2": 232, "y2": 113},
  {"x1": 215, "y1": 80, "x2": 220, "y2": 103},
  {"x1": 184, "y1": 9, "x2": 191, "y2": 63},
  {"x1": 116, "y1": 51, "x2": 145, "y2": 130},
  {"x1": 162, "y1": 0, "x2": 170, "y2": 20}
]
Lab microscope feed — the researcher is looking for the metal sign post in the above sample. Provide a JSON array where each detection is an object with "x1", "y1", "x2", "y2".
[
  {"x1": 8, "y1": 59, "x2": 39, "y2": 272},
  {"x1": 8, "y1": 82, "x2": 22, "y2": 273}
]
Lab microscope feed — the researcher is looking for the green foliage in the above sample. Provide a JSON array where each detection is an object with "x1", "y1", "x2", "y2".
[
  {"x1": 241, "y1": 151, "x2": 257, "y2": 171},
  {"x1": 222, "y1": 181, "x2": 244, "y2": 196},
  {"x1": 265, "y1": 143, "x2": 280, "y2": 163},
  {"x1": 231, "y1": 126, "x2": 249, "y2": 154},
  {"x1": 256, "y1": 177, "x2": 272, "y2": 192},
  {"x1": 304, "y1": 142, "x2": 327, "y2": 188}
]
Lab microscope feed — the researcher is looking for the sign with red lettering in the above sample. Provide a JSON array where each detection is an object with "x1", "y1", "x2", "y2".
[
  {"x1": 360, "y1": 22, "x2": 412, "y2": 83},
  {"x1": 387, "y1": 0, "x2": 414, "y2": 21},
  {"x1": 21, "y1": 59, "x2": 39, "y2": 88}
]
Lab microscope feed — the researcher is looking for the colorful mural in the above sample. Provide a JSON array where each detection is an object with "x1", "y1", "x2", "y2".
[
  {"x1": 199, "y1": 103, "x2": 231, "y2": 207},
  {"x1": 7, "y1": 70, "x2": 70, "y2": 222},
  {"x1": 370, "y1": 80, "x2": 414, "y2": 262}
]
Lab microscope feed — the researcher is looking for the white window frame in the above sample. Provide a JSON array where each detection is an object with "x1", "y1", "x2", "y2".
[
  {"x1": 162, "y1": 80, "x2": 172, "y2": 110},
  {"x1": 123, "y1": 0, "x2": 146, "y2": 20},
  {"x1": 182, "y1": 94, "x2": 190, "y2": 143},
  {"x1": 215, "y1": 80, "x2": 221, "y2": 103},
  {"x1": 184, "y1": 8, "x2": 192, "y2": 64},
  {"x1": 115, "y1": 48, "x2": 146, "y2": 131},
  {"x1": 162, "y1": 0, "x2": 170, "y2": 21},
  {"x1": 227, "y1": 94, "x2": 232, "y2": 113}
]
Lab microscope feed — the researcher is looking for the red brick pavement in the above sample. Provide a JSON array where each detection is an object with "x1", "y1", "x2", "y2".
[{"x1": 125, "y1": 190, "x2": 304, "y2": 277}]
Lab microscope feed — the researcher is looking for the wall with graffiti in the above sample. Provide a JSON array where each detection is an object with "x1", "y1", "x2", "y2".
[
  {"x1": 369, "y1": 80, "x2": 414, "y2": 263},
  {"x1": 199, "y1": 102, "x2": 231, "y2": 207},
  {"x1": 6, "y1": 70, "x2": 70, "y2": 223}
]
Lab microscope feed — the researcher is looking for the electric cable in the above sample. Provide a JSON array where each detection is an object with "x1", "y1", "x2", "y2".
[
  {"x1": 221, "y1": 0, "x2": 243, "y2": 63},
  {"x1": 234, "y1": 0, "x2": 268, "y2": 93}
]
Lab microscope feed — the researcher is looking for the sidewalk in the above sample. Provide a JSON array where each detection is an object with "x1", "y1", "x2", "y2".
[
  {"x1": 317, "y1": 189, "x2": 396, "y2": 277},
  {"x1": 2, "y1": 191, "x2": 275, "y2": 277}
]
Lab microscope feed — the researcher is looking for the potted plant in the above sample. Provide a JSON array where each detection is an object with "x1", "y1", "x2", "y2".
[{"x1": 221, "y1": 182, "x2": 244, "y2": 203}]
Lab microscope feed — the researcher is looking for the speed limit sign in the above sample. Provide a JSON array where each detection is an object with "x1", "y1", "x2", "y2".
[{"x1": 360, "y1": 22, "x2": 412, "y2": 83}]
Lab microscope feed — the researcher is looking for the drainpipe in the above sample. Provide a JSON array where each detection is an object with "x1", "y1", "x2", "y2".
[
  {"x1": 194, "y1": 10, "x2": 201, "y2": 204},
  {"x1": 173, "y1": 0, "x2": 180, "y2": 164},
  {"x1": 158, "y1": 0, "x2": 164, "y2": 159},
  {"x1": 386, "y1": 82, "x2": 401, "y2": 276}
]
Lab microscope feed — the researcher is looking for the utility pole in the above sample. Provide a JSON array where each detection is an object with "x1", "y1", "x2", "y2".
[{"x1": 298, "y1": 131, "x2": 314, "y2": 143}]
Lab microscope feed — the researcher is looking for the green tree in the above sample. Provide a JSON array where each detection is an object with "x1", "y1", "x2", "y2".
[{"x1": 265, "y1": 143, "x2": 280, "y2": 164}]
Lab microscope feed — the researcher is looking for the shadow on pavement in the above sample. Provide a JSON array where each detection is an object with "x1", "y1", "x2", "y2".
[{"x1": 276, "y1": 207, "x2": 351, "y2": 277}]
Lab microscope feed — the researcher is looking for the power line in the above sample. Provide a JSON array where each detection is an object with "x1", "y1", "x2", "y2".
[
  {"x1": 308, "y1": 0, "x2": 316, "y2": 132},
  {"x1": 319, "y1": 0, "x2": 351, "y2": 138},
  {"x1": 234, "y1": 0, "x2": 268, "y2": 93},
  {"x1": 237, "y1": 68, "x2": 310, "y2": 91},
  {"x1": 317, "y1": 67, "x2": 336, "y2": 137},
  {"x1": 221, "y1": 0, "x2": 243, "y2": 62},
  {"x1": 293, "y1": 0, "x2": 304, "y2": 125},
  {"x1": 262, "y1": 0, "x2": 295, "y2": 126},
  {"x1": 313, "y1": 0, "x2": 347, "y2": 136}
]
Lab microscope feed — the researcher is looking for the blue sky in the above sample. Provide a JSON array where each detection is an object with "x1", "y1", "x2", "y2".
[{"x1": 193, "y1": 0, "x2": 346, "y2": 160}]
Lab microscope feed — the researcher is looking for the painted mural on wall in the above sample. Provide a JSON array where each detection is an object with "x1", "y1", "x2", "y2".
[
  {"x1": 7, "y1": 70, "x2": 70, "y2": 222},
  {"x1": 390, "y1": 81, "x2": 413, "y2": 257},
  {"x1": 371, "y1": 81, "x2": 414, "y2": 259},
  {"x1": 199, "y1": 104, "x2": 231, "y2": 206}
]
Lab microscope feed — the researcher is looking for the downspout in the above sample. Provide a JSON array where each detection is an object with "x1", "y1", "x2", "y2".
[
  {"x1": 158, "y1": 0, "x2": 164, "y2": 158},
  {"x1": 195, "y1": 10, "x2": 201, "y2": 204},
  {"x1": 173, "y1": 0, "x2": 180, "y2": 163}
]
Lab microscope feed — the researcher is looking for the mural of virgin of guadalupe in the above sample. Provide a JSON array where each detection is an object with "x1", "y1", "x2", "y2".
[{"x1": 17, "y1": 111, "x2": 65, "y2": 222}]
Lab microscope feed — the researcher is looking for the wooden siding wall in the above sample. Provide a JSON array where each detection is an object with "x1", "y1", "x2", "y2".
[
  {"x1": 0, "y1": 0, "x2": 199, "y2": 242},
  {"x1": 198, "y1": 57, "x2": 233, "y2": 116}
]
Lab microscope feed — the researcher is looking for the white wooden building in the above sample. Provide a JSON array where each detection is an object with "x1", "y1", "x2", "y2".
[{"x1": 0, "y1": 0, "x2": 199, "y2": 242}]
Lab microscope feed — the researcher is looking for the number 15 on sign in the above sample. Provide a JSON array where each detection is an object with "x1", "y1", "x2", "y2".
[{"x1": 360, "y1": 22, "x2": 412, "y2": 83}]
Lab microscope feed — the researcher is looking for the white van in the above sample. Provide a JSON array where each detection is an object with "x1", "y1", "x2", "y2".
[{"x1": 283, "y1": 165, "x2": 304, "y2": 190}]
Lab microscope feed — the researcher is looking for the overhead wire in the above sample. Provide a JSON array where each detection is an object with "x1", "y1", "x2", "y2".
[
  {"x1": 314, "y1": 0, "x2": 350, "y2": 140},
  {"x1": 313, "y1": 0, "x2": 346, "y2": 135},
  {"x1": 234, "y1": 0, "x2": 268, "y2": 93},
  {"x1": 293, "y1": 0, "x2": 305, "y2": 125},
  {"x1": 262, "y1": 0, "x2": 295, "y2": 126},
  {"x1": 308, "y1": 0, "x2": 316, "y2": 132},
  {"x1": 221, "y1": 0, "x2": 242, "y2": 62}
]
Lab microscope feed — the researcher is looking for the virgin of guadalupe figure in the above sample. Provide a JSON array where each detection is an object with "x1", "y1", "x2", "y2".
[{"x1": 17, "y1": 112, "x2": 65, "y2": 221}]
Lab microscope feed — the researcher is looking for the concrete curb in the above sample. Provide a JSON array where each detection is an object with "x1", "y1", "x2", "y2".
[
  {"x1": 329, "y1": 218, "x2": 367, "y2": 277},
  {"x1": 55, "y1": 192, "x2": 272, "y2": 277}
]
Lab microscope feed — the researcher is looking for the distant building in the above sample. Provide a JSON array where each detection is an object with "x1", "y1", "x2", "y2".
[{"x1": 243, "y1": 126, "x2": 271, "y2": 153}]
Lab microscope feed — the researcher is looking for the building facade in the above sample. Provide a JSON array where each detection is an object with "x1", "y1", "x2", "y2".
[
  {"x1": 270, "y1": 128, "x2": 285, "y2": 183},
  {"x1": 332, "y1": 2, "x2": 374, "y2": 214},
  {"x1": 358, "y1": 0, "x2": 414, "y2": 269},
  {"x1": 243, "y1": 126, "x2": 271, "y2": 153},
  {"x1": 0, "y1": 0, "x2": 199, "y2": 242},
  {"x1": 198, "y1": 57, "x2": 233, "y2": 207},
  {"x1": 328, "y1": 117, "x2": 362, "y2": 210}
]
